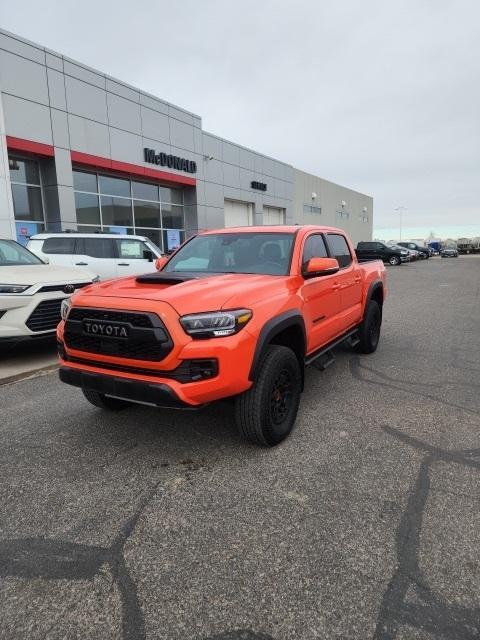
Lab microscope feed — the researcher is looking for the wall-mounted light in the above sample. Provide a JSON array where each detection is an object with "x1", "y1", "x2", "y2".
[
  {"x1": 204, "y1": 155, "x2": 214, "y2": 161},
  {"x1": 363, "y1": 206, "x2": 367, "y2": 213},
  {"x1": 311, "y1": 192, "x2": 317, "y2": 200},
  {"x1": 341, "y1": 200, "x2": 346, "y2": 208}
]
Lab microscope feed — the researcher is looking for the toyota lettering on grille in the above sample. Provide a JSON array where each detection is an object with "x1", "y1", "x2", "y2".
[{"x1": 82, "y1": 320, "x2": 129, "y2": 338}]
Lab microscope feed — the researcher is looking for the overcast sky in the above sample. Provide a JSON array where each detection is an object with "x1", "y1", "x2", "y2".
[{"x1": 2, "y1": 0, "x2": 479, "y2": 237}]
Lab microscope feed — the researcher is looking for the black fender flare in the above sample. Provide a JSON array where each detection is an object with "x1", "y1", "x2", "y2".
[
  {"x1": 248, "y1": 310, "x2": 306, "y2": 384},
  {"x1": 364, "y1": 280, "x2": 384, "y2": 317}
]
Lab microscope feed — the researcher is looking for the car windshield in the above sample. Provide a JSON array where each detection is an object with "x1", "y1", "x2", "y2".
[
  {"x1": 164, "y1": 232, "x2": 295, "y2": 275},
  {"x1": 0, "y1": 239, "x2": 44, "y2": 266}
]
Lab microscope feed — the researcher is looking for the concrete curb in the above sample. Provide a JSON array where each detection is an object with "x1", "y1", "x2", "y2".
[{"x1": 0, "y1": 364, "x2": 58, "y2": 386}]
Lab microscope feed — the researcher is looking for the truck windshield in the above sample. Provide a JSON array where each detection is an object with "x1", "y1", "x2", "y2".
[
  {"x1": 164, "y1": 232, "x2": 295, "y2": 275},
  {"x1": 0, "y1": 239, "x2": 44, "y2": 266}
]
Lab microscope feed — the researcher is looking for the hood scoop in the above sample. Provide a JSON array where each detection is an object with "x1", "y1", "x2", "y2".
[{"x1": 136, "y1": 272, "x2": 207, "y2": 285}]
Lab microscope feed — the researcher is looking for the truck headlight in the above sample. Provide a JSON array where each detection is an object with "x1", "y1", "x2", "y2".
[
  {"x1": 61, "y1": 298, "x2": 72, "y2": 320},
  {"x1": 180, "y1": 309, "x2": 252, "y2": 338},
  {"x1": 0, "y1": 284, "x2": 31, "y2": 293}
]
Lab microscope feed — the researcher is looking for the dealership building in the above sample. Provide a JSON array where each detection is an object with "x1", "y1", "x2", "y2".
[{"x1": 0, "y1": 28, "x2": 373, "y2": 252}]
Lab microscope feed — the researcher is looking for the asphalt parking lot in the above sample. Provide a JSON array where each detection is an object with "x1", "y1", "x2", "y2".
[{"x1": 1, "y1": 256, "x2": 479, "y2": 640}]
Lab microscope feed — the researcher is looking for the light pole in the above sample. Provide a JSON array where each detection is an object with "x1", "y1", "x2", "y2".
[{"x1": 394, "y1": 206, "x2": 407, "y2": 240}]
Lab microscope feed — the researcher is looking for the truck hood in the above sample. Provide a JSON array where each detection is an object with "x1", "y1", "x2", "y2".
[
  {"x1": 77, "y1": 272, "x2": 291, "y2": 315},
  {"x1": 0, "y1": 264, "x2": 94, "y2": 285}
]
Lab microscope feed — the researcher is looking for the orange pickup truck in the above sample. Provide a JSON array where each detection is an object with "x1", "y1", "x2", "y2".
[{"x1": 57, "y1": 226, "x2": 386, "y2": 446}]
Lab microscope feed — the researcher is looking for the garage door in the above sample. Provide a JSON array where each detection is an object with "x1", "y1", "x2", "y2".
[
  {"x1": 263, "y1": 206, "x2": 286, "y2": 225},
  {"x1": 224, "y1": 200, "x2": 253, "y2": 227}
]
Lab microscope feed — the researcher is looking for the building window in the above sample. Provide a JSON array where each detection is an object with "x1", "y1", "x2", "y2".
[
  {"x1": 72, "y1": 169, "x2": 185, "y2": 252},
  {"x1": 303, "y1": 204, "x2": 322, "y2": 214},
  {"x1": 336, "y1": 210, "x2": 350, "y2": 221},
  {"x1": 9, "y1": 156, "x2": 45, "y2": 244}
]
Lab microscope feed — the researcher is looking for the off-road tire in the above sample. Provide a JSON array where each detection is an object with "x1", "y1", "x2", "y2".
[
  {"x1": 82, "y1": 388, "x2": 132, "y2": 410},
  {"x1": 388, "y1": 255, "x2": 401, "y2": 266},
  {"x1": 234, "y1": 345, "x2": 301, "y2": 447},
  {"x1": 355, "y1": 300, "x2": 382, "y2": 354}
]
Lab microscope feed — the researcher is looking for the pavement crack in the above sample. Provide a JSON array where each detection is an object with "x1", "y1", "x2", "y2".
[
  {"x1": 350, "y1": 356, "x2": 480, "y2": 418},
  {"x1": 0, "y1": 480, "x2": 162, "y2": 640},
  {"x1": 374, "y1": 425, "x2": 480, "y2": 639}
]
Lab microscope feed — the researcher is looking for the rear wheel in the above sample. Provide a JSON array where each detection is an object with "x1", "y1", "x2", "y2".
[
  {"x1": 388, "y1": 255, "x2": 401, "y2": 266},
  {"x1": 355, "y1": 300, "x2": 382, "y2": 354},
  {"x1": 234, "y1": 345, "x2": 301, "y2": 447},
  {"x1": 82, "y1": 388, "x2": 132, "y2": 410}
]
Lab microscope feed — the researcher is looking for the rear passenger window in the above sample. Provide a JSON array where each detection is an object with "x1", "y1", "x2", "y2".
[
  {"x1": 302, "y1": 234, "x2": 328, "y2": 265},
  {"x1": 43, "y1": 237, "x2": 76, "y2": 254},
  {"x1": 116, "y1": 239, "x2": 148, "y2": 259},
  {"x1": 80, "y1": 238, "x2": 115, "y2": 259},
  {"x1": 326, "y1": 234, "x2": 352, "y2": 268}
]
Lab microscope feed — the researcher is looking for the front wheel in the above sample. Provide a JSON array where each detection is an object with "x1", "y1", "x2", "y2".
[
  {"x1": 234, "y1": 345, "x2": 301, "y2": 447},
  {"x1": 388, "y1": 255, "x2": 401, "y2": 266},
  {"x1": 82, "y1": 388, "x2": 132, "y2": 410},
  {"x1": 355, "y1": 300, "x2": 382, "y2": 354}
]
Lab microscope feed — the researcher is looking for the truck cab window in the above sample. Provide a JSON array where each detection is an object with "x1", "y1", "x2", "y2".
[
  {"x1": 302, "y1": 234, "x2": 328, "y2": 266},
  {"x1": 326, "y1": 234, "x2": 353, "y2": 268}
]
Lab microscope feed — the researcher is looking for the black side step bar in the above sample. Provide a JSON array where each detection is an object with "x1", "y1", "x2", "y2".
[
  {"x1": 311, "y1": 350, "x2": 336, "y2": 371},
  {"x1": 305, "y1": 328, "x2": 359, "y2": 367}
]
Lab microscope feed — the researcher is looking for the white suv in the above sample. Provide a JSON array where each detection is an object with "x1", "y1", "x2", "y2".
[
  {"x1": 0, "y1": 238, "x2": 96, "y2": 347},
  {"x1": 28, "y1": 233, "x2": 163, "y2": 281}
]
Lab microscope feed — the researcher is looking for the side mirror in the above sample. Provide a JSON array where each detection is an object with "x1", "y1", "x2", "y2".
[
  {"x1": 155, "y1": 256, "x2": 168, "y2": 271},
  {"x1": 303, "y1": 257, "x2": 340, "y2": 278},
  {"x1": 143, "y1": 249, "x2": 154, "y2": 262}
]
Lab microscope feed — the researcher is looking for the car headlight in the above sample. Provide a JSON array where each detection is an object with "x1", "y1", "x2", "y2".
[
  {"x1": 0, "y1": 284, "x2": 31, "y2": 293},
  {"x1": 401, "y1": 250, "x2": 408, "y2": 255},
  {"x1": 180, "y1": 309, "x2": 252, "y2": 338},
  {"x1": 61, "y1": 297, "x2": 72, "y2": 320}
]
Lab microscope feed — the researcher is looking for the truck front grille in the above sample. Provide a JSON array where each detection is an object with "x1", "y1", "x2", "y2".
[
  {"x1": 64, "y1": 307, "x2": 173, "y2": 362},
  {"x1": 26, "y1": 299, "x2": 63, "y2": 332},
  {"x1": 67, "y1": 308, "x2": 154, "y2": 327}
]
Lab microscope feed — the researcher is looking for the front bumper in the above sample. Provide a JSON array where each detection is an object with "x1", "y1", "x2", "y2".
[
  {"x1": 57, "y1": 298, "x2": 257, "y2": 406},
  {"x1": 59, "y1": 366, "x2": 196, "y2": 408}
]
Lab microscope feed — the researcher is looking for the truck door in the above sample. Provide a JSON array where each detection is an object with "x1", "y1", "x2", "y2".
[
  {"x1": 300, "y1": 233, "x2": 342, "y2": 353},
  {"x1": 325, "y1": 233, "x2": 363, "y2": 330}
]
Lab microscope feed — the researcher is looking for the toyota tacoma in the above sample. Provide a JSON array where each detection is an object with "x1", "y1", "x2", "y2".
[{"x1": 57, "y1": 226, "x2": 386, "y2": 446}]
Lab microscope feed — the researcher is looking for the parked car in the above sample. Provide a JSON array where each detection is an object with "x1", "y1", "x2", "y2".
[
  {"x1": 387, "y1": 243, "x2": 418, "y2": 261},
  {"x1": 57, "y1": 225, "x2": 387, "y2": 447},
  {"x1": 0, "y1": 238, "x2": 96, "y2": 347},
  {"x1": 441, "y1": 247, "x2": 458, "y2": 258},
  {"x1": 356, "y1": 241, "x2": 408, "y2": 266},
  {"x1": 397, "y1": 242, "x2": 430, "y2": 259},
  {"x1": 27, "y1": 233, "x2": 164, "y2": 281}
]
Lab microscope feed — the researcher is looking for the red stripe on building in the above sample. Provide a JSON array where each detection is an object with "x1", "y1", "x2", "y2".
[
  {"x1": 6, "y1": 136, "x2": 55, "y2": 157},
  {"x1": 71, "y1": 151, "x2": 196, "y2": 187}
]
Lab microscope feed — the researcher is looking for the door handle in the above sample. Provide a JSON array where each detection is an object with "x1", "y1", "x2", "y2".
[
  {"x1": 331, "y1": 283, "x2": 341, "y2": 291},
  {"x1": 354, "y1": 276, "x2": 362, "y2": 283},
  {"x1": 75, "y1": 262, "x2": 88, "y2": 265},
  {"x1": 118, "y1": 263, "x2": 130, "y2": 266}
]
